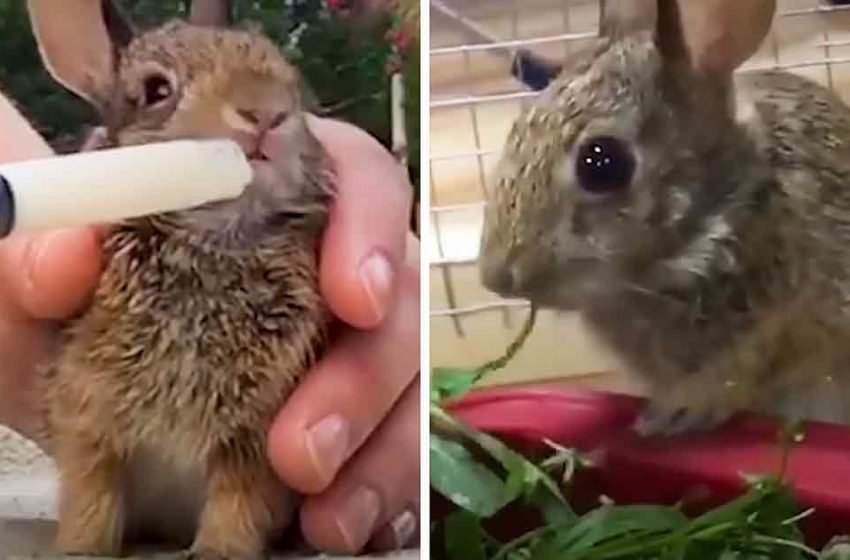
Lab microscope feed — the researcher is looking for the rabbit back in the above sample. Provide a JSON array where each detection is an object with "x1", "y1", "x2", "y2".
[{"x1": 733, "y1": 69, "x2": 850, "y2": 309}]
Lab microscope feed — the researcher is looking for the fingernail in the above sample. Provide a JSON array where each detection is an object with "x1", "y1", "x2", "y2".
[
  {"x1": 26, "y1": 230, "x2": 63, "y2": 292},
  {"x1": 358, "y1": 250, "x2": 394, "y2": 323},
  {"x1": 27, "y1": 228, "x2": 96, "y2": 286},
  {"x1": 389, "y1": 510, "x2": 418, "y2": 550},
  {"x1": 305, "y1": 414, "x2": 350, "y2": 486},
  {"x1": 335, "y1": 485, "x2": 381, "y2": 552}
]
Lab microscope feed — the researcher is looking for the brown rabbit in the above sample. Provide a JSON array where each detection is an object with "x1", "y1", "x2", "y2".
[
  {"x1": 26, "y1": 0, "x2": 333, "y2": 557},
  {"x1": 480, "y1": 0, "x2": 850, "y2": 435}
]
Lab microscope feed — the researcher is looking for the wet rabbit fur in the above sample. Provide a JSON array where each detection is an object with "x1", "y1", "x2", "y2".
[
  {"x1": 26, "y1": 0, "x2": 333, "y2": 557},
  {"x1": 480, "y1": 0, "x2": 850, "y2": 435}
]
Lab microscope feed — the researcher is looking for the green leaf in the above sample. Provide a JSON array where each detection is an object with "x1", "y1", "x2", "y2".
[
  {"x1": 432, "y1": 367, "x2": 478, "y2": 401},
  {"x1": 429, "y1": 432, "x2": 514, "y2": 517},
  {"x1": 431, "y1": 413, "x2": 815, "y2": 560},
  {"x1": 462, "y1": 415, "x2": 571, "y2": 512},
  {"x1": 822, "y1": 540, "x2": 850, "y2": 560},
  {"x1": 431, "y1": 404, "x2": 573, "y2": 518},
  {"x1": 432, "y1": 307, "x2": 538, "y2": 402},
  {"x1": 532, "y1": 505, "x2": 689, "y2": 559},
  {"x1": 689, "y1": 478, "x2": 795, "y2": 537},
  {"x1": 530, "y1": 485, "x2": 577, "y2": 526},
  {"x1": 688, "y1": 482, "x2": 774, "y2": 532},
  {"x1": 444, "y1": 510, "x2": 487, "y2": 560}
]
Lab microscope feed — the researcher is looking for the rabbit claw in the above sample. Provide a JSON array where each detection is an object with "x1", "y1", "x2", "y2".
[
  {"x1": 183, "y1": 551, "x2": 241, "y2": 560},
  {"x1": 634, "y1": 400, "x2": 733, "y2": 436},
  {"x1": 182, "y1": 550, "x2": 227, "y2": 560},
  {"x1": 183, "y1": 549, "x2": 267, "y2": 560}
]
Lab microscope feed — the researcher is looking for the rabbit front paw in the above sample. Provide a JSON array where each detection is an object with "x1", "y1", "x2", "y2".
[
  {"x1": 634, "y1": 400, "x2": 735, "y2": 436},
  {"x1": 53, "y1": 440, "x2": 125, "y2": 557},
  {"x1": 190, "y1": 445, "x2": 293, "y2": 560},
  {"x1": 183, "y1": 550, "x2": 263, "y2": 560}
]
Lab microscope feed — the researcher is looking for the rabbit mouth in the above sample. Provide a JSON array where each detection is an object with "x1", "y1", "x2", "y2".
[
  {"x1": 247, "y1": 150, "x2": 271, "y2": 162},
  {"x1": 481, "y1": 249, "x2": 600, "y2": 300},
  {"x1": 515, "y1": 260, "x2": 606, "y2": 310}
]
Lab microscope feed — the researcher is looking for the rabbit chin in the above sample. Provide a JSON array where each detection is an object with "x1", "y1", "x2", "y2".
[
  {"x1": 171, "y1": 158, "x2": 325, "y2": 245},
  {"x1": 517, "y1": 264, "x2": 612, "y2": 312}
]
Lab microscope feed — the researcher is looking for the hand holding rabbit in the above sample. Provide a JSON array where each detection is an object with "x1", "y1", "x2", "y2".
[{"x1": 0, "y1": 1, "x2": 418, "y2": 556}]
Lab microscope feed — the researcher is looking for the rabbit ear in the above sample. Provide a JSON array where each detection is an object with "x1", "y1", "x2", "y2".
[
  {"x1": 654, "y1": 0, "x2": 690, "y2": 65},
  {"x1": 27, "y1": 0, "x2": 133, "y2": 105},
  {"x1": 677, "y1": 0, "x2": 775, "y2": 77},
  {"x1": 598, "y1": 0, "x2": 691, "y2": 68},
  {"x1": 189, "y1": 0, "x2": 232, "y2": 27},
  {"x1": 102, "y1": 0, "x2": 135, "y2": 48},
  {"x1": 600, "y1": 1, "x2": 773, "y2": 78}
]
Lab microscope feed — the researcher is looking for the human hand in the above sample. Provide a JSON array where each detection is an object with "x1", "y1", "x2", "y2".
[
  {"x1": 267, "y1": 116, "x2": 420, "y2": 554},
  {"x1": 0, "y1": 98, "x2": 420, "y2": 554},
  {"x1": 0, "y1": 93, "x2": 103, "y2": 440}
]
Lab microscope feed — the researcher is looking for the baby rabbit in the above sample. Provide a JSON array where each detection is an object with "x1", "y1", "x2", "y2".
[
  {"x1": 480, "y1": 0, "x2": 850, "y2": 435},
  {"x1": 27, "y1": 0, "x2": 333, "y2": 557}
]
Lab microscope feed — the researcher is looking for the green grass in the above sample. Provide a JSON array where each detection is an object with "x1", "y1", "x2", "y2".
[{"x1": 430, "y1": 307, "x2": 850, "y2": 560}]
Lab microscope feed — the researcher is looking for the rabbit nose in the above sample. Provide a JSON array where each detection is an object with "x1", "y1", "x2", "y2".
[
  {"x1": 237, "y1": 108, "x2": 288, "y2": 133},
  {"x1": 480, "y1": 254, "x2": 519, "y2": 296}
]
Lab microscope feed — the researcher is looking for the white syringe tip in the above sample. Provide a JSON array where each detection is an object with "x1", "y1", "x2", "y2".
[{"x1": 0, "y1": 139, "x2": 253, "y2": 234}]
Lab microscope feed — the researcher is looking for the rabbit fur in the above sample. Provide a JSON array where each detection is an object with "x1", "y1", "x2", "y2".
[
  {"x1": 26, "y1": 0, "x2": 334, "y2": 557},
  {"x1": 480, "y1": 0, "x2": 850, "y2": 435}
]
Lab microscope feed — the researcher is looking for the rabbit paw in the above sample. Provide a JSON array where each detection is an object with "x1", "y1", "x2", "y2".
[
  {"x1": 184, "y1": 547, "x2": 217, "y2": 560},
  {"x1": 634, "y1": 400, "x2": 734, "y2": 436},
  {"x1": 183, "y1": 550, "x2": 266, "y2": 560}
]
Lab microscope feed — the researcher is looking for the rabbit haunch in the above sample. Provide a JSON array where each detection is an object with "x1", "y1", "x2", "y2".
[
  {"x1": 480, "y1": 0, "x2": 850, "y2": 434},
  {"x1": 27, "y1": 0, "x2": 334, "y2": 557}
]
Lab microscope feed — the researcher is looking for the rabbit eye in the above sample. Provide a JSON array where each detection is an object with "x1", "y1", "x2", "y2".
[
  {"x1": 575, "y1": 136, "x2": 635, "y2": 193},
  {"x1": 142, "y1": 74, "x2": 173, "y2": 107}
]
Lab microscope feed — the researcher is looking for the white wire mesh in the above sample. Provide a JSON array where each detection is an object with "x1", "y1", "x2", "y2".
[{"x1": 429, "y1": 0, "x2": 850, "y2": 382}]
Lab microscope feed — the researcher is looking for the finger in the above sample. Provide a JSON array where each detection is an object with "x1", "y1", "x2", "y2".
[
  {"x1": 0, "y1": 96, "x2": 103, "y2": 320},
  {"x1": 0, "y1": 93, "x2": 53, "y2": 164},
  {"x1": 0, "y1": 311, "x2": 53, "y2": 440},
  {"x1": 299, "y1": 378, "x2": 420, "y2": 553},
  {"x1": 405, "y1": 231, "x2": 420, "y2": 270},
  {"x1": 267, "y1": 258, "x2": 420, "y2": 493},
  {"x1": 0, "y1": 227, "x2": 103, "y2": 320},
  {"x1": 307, "y1": 115, "x2": 412, "y2": 329}
]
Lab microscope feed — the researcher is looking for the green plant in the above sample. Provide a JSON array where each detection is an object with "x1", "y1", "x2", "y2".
[{"x1": 430, "y1": 308, "x2": 848, "y2": 559}]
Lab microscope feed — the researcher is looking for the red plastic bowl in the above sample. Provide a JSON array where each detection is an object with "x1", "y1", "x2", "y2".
[{"x1": 446, "y1": 386, "x2": 850, "y2": 546}]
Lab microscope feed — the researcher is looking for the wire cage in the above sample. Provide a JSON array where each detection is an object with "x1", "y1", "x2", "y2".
[{"x1": 428, "y1": 0, "x2": 850, "y2": 388}]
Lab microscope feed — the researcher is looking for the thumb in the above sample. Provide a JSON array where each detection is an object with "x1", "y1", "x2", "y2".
[{"x1": 0, "y1": 227, "x2": 103, "y2": 320}]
